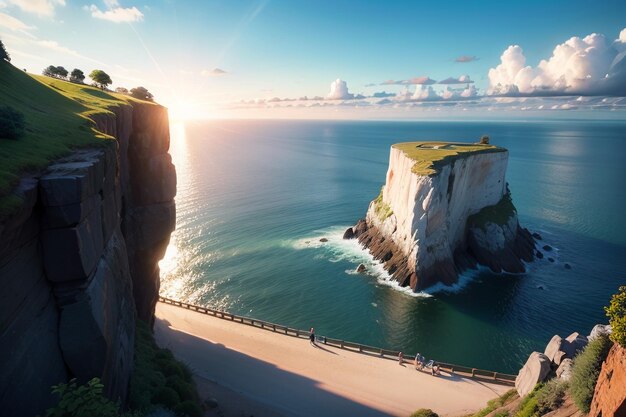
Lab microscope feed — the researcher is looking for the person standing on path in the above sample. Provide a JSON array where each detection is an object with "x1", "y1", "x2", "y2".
[
  {"x1": 398, "y1": 352, "x2": 403, "y2": 365},
  {"x1": 309, "y1": 327, "x2": 316, "y2": 345}
]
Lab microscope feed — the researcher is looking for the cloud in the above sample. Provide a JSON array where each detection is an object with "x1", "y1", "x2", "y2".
[
  {"x1": 35, "y1": 39, "x2": 81, "y2": 56},
  {"x1": 0, "y1": 11, "x2": 34, "y2": 31},
  {"x1": 364, "y1": 83, "x2": 377, "y2": 87},
  {"x1": 438, "y1": 75, "x2": 474, "y2": 84},
  {"x1": 372, "y1": 91, "x2": 395, "y2": 98},
  {"x1": 412, "y1": 85, "x2": 440, "y2": 101},
  {"x1": 455, "y1": 55, "x2": 479, "y2": 63},
  {"x1": 381, "y1": 76, "x2": 437, "y2": 85},
  {"x1": 488, "y1": 28, "x2": 626, "y2": 96},
  {"x1": 201, "y1": 68, "x2": 228, "y2": 77},
  {"x1": 88, "y1": 2, "x2": 144, "y2": 23},
  {"x1": 4, "y1": 0, "x2": 64, "y2": 17},
  {"x1": 327, "y1": 78, "x2": 354, "y2": 100}
]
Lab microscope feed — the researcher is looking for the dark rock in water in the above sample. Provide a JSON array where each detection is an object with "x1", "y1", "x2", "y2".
[
  {"x1": 537, "y1": 285, "x2": 545, "y2": 290},
  {"x1": 319, "y1": 238, "x2": 328, "y2": 243},
  {"x1": 543, "y1": 244, "x2": 553, "y2": 251},
  {"x1": 532, "y1": 232, "x2": 542, "y2": 240},
  {"x1": 548, "y1": 257, "x2": 555, "y2": 263},
  {"x1": 342, "y1": 227, "x2": 355, "y2": 239},
  {"x1": 564, "y1": 263, "x2": 571, "y2": 269},
  {"x1": 536, "y1": 251, "x2": 544, "y2": 259},
  {"x1": 356, "y1": 263, "x2": 367, "y2": 273},
  {"x1": 353, "y1": 218, "x2": 367, "y2": 238},
  {"x1": 205, "y1": 398, "x2": 218, "y2": 409}
]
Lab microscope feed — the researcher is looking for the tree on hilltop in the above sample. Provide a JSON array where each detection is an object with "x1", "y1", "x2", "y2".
[
  {"x1": 130, "y1": 86, "x2": 154, "y2": 102},
  {"x1": 70, "y1": 68, "x2": 85, "y2": 84},
  {"x1": 43, "y1": 65, "x2": 70, "y2": 79},
  {"x1": 89, "y1": 69, "x2": 112, "y2": 90},
  {"x1": 115, "y1": 87, "x2": 129, "y2": 94},
  {"x1": 55, "y1": 66, "x2": 68, "y2": 79},
  {"x1": 0, "y1": 39, "x2": 10, "y2": 62}
]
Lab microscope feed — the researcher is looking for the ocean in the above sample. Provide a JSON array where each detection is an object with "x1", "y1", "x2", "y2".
[{"x1": 159, "y1": 119, "x2": 626, "y2": 373}]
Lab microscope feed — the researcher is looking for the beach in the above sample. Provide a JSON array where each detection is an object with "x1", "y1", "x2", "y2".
[{"x1": 155, "y1": 302, "x2": 510, "y2": 417}]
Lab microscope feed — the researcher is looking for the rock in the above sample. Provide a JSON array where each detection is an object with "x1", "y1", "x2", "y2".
[
  {"x1": 544, "y1": 333, "x2": 588, "y2": 366},
  {"x1": 532, "y1": 232, "x2": 542, "y2": 240},
  {"x1": 536, "y1": 251, "x2": 544, "y2": 259},
  {"x1": 589, "y1": 344, "x2": 626, "y2": 417},
  {"x1": 204, "y1": 398, "x2": 219, "y2": 409},
  {"x1": 319, "y1": 238, "x2": 328, "y2": 243},
  {"x1": 548, "y1": 257, "x2": 555, "y2": 263},
  {"x1": 537, "y1": 285, "x2": 545, "y2": 290},
  {"x1": 588, "y1": 324, "x2": 612, "y2": 341},
  {"x1": 353, "y1": 219, "x2": 367, "y2": 238},
  {"x1": 564, "y1": 263, "x2": 571, "y2": 269},
  {"x1": 563, "y1": 332, "x2": 588, "y2": 357},
  {"x1": 556, "y1": 358, "x2": 573, "y2": 381},
  {"x1": 543, "y1": 244, "x2": 553, "y2": 251},
  {"x1": 544, "y1": 335, "x2": 564, "y2": 363},
  {"x1": 356, "y1": 264, "x2": 367, "y2": 273},
  {"x1": 515, "y1": 352, "x2": 551, "y2": 397},
  {"x1": 343, "y1": 227, "x2": 355, "y2": 239}
]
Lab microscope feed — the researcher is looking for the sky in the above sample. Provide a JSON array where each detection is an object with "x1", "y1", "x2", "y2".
[{"x1": 1, "y1": 0, "x2": 626, "y2": 119}]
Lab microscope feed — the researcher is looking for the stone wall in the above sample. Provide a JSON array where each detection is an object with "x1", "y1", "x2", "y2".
[{"x1": 0, "y1": 101, "x2": 176, "y2": 416}]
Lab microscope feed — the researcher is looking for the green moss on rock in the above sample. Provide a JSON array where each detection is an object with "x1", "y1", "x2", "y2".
[
  {"x1": 468, "y1": 192, "x2": 517, "y2": 229},
  {"x1": 373, "y1": 187, "x2": 393, "y2": 221}
]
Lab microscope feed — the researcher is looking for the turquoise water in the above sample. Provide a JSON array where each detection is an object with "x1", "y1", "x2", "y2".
[{"x1": 160, "y1": 119, "x2": 626, "y2": 373}]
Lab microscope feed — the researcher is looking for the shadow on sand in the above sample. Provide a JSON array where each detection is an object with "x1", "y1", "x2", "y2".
[{"x1": 154, "y1": 318, "x2": 393, "y2": 417}]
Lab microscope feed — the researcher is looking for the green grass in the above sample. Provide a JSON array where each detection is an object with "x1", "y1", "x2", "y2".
[
  {"x1": 569, "y1": 334, "x2": 612, "y2": 414},
  {"x1": 0, "y1": 61, "x2": 155, "y2": 216},
  {"x1": 467, "y1": 192, "x2": 517, "y2": 229},
  {"x1": 373, "y1": 187, "x2": 393, "y2": 221},
  {"x1": 393, "y1": 141, "x2": 506, "y2": 177},
  {"x1": 470, "y1": 389, "x2": 518, "y2": 417}
]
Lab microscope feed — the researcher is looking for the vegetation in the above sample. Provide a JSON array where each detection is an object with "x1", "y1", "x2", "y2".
[
  {"x1": 606, "y1": 286, "x2": 626, "y2": 347},
  {"x1": 535, "y1": 379, "x2": 568, "y2": 415},
  {"x1": 470, "y1": 389, "x2": 517, "y2": 417},
  {"x1": 479, "y1": 135, "x2": 490, "y2": 144},
  {"x1": 90, "y1": 69, "x2": 113, "y2": 89},
  {"x1": 393, "y1": 141, "x2": 506, "y2": 176},
  {"x1": 43, "y1": 65, "x2": 69, "y2": 79},
  {"x1": 569, "y1": 333, "x2": 612, "y2": 413},
  {"x1": 467, "y1": 191, "x2": 516, "y2": 229},
  {"x1": 129, "y1": 321, "x2": 202, "y2": 417},
  {"x1": 46, "y1": 378, "x2": 123, "y2": 417},
  {"x1": 373, "y1": 187, "x2": 393, "y2": 221},
  {"x1": 0, "y1": 39, "x2": 9, "y2": 62},
  {"x1": 0, "y1": 106, "x2": 25, "y2": 139},
  {"x1": 410, "y1": 409, "x2": 439, "y2": 417},
  {"x1": 70, "y1": 68, "x2": 85, "y2": 84},
  {"x1": 130, "y1": 86, "x2": 154, "y2": 102},
  {"x1": 116, "y1": 87, "x2": 129, "y2": 94}
]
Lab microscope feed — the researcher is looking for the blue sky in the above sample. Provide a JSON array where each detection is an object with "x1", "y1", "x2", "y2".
[{"x1": 1, "y1": 0, "x2": 625, "y2": 118}]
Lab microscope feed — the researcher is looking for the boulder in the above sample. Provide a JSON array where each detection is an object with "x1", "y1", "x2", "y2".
[
  {"x1": 543, "y1": 245, "x2": 553, "y2": 251},
  {"x1": 544, "y1": 335, "x2": 564, "y2": 363},
  {"x1": 319, "y1": 238, "x2": 328, "y2": 243},
  {"x1": 356, "y1": 264, "x2": 367, "y2": 273},
  {"x1": 515, "y1": 352, "x2": 551, "y2": 397},
  {"x1": 562, "y1": 332, "x2": 588, "y2": 357},
  {"x1": 588, "y1": 324, "x2": 612, "y2": 342},
  {"x1": 556, "y1": 358, "x2": 573, "y2": 381},
  {"x1": 342, "y1": 227, "x2": 355, "y2": 239},
  {"x1": 544, "y1": 333, "x2": 588, "y2": 366}
]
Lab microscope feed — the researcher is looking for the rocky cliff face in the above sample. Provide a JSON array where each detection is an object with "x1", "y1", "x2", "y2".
[
  {"x1": 345, "y1": 143, "x2": 534, "y2": 291},
  {"x1": 589, "y1": 343, "x2": 626, "y2": 417},
  {"x1": 0, "y1": 101, "x2": 175, "y2": 416}
]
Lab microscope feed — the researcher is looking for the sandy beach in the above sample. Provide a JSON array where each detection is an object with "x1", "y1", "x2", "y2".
[{"x1": 155, "y1": 302, "x2": 511, "y2": 417}]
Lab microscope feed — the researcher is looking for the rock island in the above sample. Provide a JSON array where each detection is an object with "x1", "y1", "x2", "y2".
[{"x1": 344, "y1": 141, "x2": 535, "y2": 290}]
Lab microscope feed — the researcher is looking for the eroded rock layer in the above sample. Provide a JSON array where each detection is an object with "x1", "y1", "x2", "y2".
[{"x1": 345, "y1": 143, "x2": 534, "y2": 291}]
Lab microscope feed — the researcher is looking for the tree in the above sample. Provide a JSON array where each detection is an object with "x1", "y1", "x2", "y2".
[
  {"x1": 0, "y1": 106, "x2": 26, "y2": 139},
  {"x1": 130, "y1": 86, "x2": 154, "y2": 102},
  {"x1": 55, "y1": 66, "x2": 68, "y2": 79},
  {"x1": 43, "y1": 65, "x2": 57, "y2": 77},
  {"x1": 70, "y1": 68, "x2": 85, "y2": 84},
  {"x1": 115, "y1": 87, "x2": 129, "y2": 94},
  {"x1": 89, "y1": 69, "x2": 112, "y2": 90},
  {"x1": 606, "y1": 286, "x2": 626, "y2": 347},
  {"x1": 0, "y1": 39, "x2": 10, "y2": 62}
]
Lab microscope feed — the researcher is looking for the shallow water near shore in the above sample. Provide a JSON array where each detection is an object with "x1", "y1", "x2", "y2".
[{"x1": 160, "y1": 119, "x2": 626, "y2": 373}]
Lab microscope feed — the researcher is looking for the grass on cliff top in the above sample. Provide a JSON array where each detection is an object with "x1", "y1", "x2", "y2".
[
  {"x1": 393, "y1": 141, "x2": 506, "y2": 176},
  {"x1": 0, "y1": 61, "x2": 155, "y2": 216}
]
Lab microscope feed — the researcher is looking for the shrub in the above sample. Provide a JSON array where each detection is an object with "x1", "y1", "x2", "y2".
[
  {"x1": 606, "y1": 286, "x2": 626, "y2": 347},
  {"x1": 493, "y1": 411, "x2": 509, "y2": 417},
  {"x1": 535, "y1": 378, "x2": 568, "y2": 415},
  {"x1": 0, "y1": 105, "x2": 25, "y2": 139},
  {"x1": 172, "y1": 401, "x2": 203, "y2": 417},
  {"x1": 410, "y1": 409, "x2": 439, "y2": 417},
  {"x1": 46, "y1": 378, "x2": 119, "y2": 417},
  {"x1": 152, "y1": 387, "x2": 180, "y2": 409},
  {"x1": 471, "y1": 389, "x2": 517, "y2": 417},
  {"x1": 569, "y1": 334, "x2": 613, "y2": 413},
  {"x1": 515, "y1": 396, "x2": 537, "y2": 417}
]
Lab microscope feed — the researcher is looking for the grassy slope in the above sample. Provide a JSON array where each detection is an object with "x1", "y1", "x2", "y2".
[
  {"x1": 0, "y1": 61, "x2": 153, "y2": 215},
  {"x1": 393, "y1": 141, "x2": 506, "y2": 176}
]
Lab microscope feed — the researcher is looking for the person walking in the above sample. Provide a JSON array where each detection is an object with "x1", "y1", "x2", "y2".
[{"x1": 309, "y1": 327, "x2": 316, "y2": 345}]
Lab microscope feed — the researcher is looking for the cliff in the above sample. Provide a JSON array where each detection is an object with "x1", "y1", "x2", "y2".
[
  {"x1": 589, "y1": 343, "x2": 626, "y2": 417},
  {"x1": 345, "y1": 142, "x2": 534, "y2": 291},
  {"x1": 0, "y1": 66, "x2": 175, "y2": 416}
]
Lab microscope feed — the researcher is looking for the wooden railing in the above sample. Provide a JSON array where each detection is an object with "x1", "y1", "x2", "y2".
[{"x1": 158, "y1": 296, "x2": 517, "y2": 386}]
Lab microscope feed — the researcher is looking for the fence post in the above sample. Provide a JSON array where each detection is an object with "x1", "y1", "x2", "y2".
[
  {"x1": 272, "y1": 324, "x2": 276, "y2": 332},
  {"x1": 472, "y1": 368, "x2": 476, "y2": 377}
]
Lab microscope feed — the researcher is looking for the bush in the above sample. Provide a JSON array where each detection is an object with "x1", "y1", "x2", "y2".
[
  {"x1": 172, "y1": 401, "x2": 203, "y2": 417},
  {"x1": 535, "y1": 378, "x2": 568, "y2": 415},
  {"x1": 493, "y1": 411, "x2": 509, "y2": 417},
  {"x1": 152, "y1": 387, "x2": 180, "y2": 409},
  {"x1": 569, "y1": 334, "x2": 612, "y2": 413},
  {"x1": 471, "y1": 389, "x2": 517, "y2": 417},
  {"x1": 515, "y1": 396, "x2": 537, "y2": 417},
  {"x1": 410, "y1": 409, "x2": 439, "y2": 417},
  {"x1": 0, "y1": 105, "x2": 25, "y2": 139},
  {"x1": 606, "y1": 286, "x2": 626, "y2": 347},
  {"x1": 46, "y1": 378, "x2": 119, "y2": 417}
]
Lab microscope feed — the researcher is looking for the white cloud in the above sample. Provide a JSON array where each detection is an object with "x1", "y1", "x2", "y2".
[
  {"x1": 412, "y1": 85, "x2": 439, "y2": 101},
  {"x1": 327, "y1": 78, "x2": 354, "y2": 100},
  {"x1": 36, "y1": 39, "x2": 80, "y2": 56},
  {"x1": 488, "y1": 28, "x2": 626, "y2": 96},
  {"x1": 88, "y1": 3, "x2": 144, "y2": 23},
  {"x1": 4, "y1": 0, "x2": 64, "y2": 17},
  {"x1": 0, "y1": 11, "x2": 34, "y2": 31},
  {"x1": 201, "y1": 68, "x2": 228, "y2": 77}
]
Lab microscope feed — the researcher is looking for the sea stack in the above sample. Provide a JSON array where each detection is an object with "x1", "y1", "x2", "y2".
[{"x1": 344, "y1": 141, "x2": 535, "y2": 291}]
